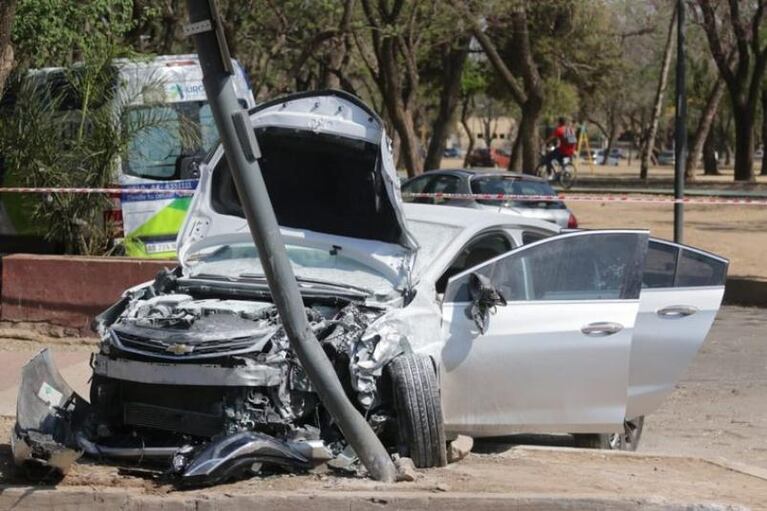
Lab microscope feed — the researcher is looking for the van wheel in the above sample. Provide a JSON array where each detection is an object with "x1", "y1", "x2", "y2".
[
  {"x1": 387, "y1": 354, "x2": 447, "y2": 468},
  {"x1": 573, "y1": 417, "x2": 644, "y2": 451}
]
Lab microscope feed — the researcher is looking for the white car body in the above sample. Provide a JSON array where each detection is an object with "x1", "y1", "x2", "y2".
[
  {"x1": 179, "y1": 91, "x2": 727, "y2": 435},
  {"x1": 13, "y1": 92, "x2": 727, "y2": 482}
]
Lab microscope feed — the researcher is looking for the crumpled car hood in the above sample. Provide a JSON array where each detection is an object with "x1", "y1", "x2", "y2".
[{"x1": 177, "y1": 91, "x2": 417, "y2": 279}]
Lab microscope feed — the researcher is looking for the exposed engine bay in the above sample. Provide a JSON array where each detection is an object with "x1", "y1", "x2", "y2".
[{"x1": 12, "y1": 269, "x2": 408, "y2": 487}]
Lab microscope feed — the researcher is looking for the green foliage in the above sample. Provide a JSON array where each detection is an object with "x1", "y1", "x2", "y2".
[
  {"x1": 542, "y1": 79, "x2": 580, "y2": 121},
  {"x1": 12, "y1": 0, "x2": 135, "y2": 68}
]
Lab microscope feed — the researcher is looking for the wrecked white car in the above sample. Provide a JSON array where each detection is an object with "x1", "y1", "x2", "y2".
[{"x1": 12, "y1": 91, "x2": 728, "y2": 486}]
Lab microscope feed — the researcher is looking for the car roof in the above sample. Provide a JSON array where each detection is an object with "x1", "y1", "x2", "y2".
[
  {"x1": 403, "y1": 203, "x2": 558, "y2": 233},
  {"x1": 413, "y1": 168, "x2": 548, "y2": 182}
]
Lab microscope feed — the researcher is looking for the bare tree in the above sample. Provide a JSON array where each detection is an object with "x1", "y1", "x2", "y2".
[
  {"x1": 358, "y1": 0, "x2": 436, "y2": 177},
  {"x1": 460, "y1": 95, "x2": 476, "y2": 167},
  {"x1": 640, "y1": 5, "x2": 676, "y2": 180},
  {"x1": 458, "y1": 3, "x2": 544, "y2": 173},
  {"x1": 423, "y1": 36, "x2": 470, "y2": 171},
  {"x1": 696, "y1": 0, "x2": 767, "y2": 181},
  {"x1": 686, "y1": 77, "x2": 725, "y2": 180},
  {"x1": 0, "y1": 0, "x2": 18, "y2": 98}
]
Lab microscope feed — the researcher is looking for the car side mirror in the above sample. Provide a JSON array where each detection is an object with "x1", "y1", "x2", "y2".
[
  {"x1": 176, "y1": 154, "x2": 203, "y2": 180},
  {"x1": 468, "y1": 272, "x2": 507, "y2": 334}
]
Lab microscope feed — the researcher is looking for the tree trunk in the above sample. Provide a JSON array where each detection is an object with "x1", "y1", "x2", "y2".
[
  {"x1": 685, "y1": 78, "x2": 725, "y2": 181},
  {"x1": 514, "y1": 96, "x2": 543, "y2": 175},
  {"x1": 640, "y1": 5, "x2": 676, "y2": 179},
  {"x1": 732, "y1": 105, "x2": 756, "y2": 181},
  {"x1": 762, "y1": 86, "x2": 767, "y2": 175},
  {"x1": 602, "y1": 114, "x2": 619, "y2": 166},
  {"x1": 424, "y1": 41, "x2": 469, "y2": 171},
  {"x1": 702, "y1": 128, "x2": 719, "y2": 175},
  {"x1": 0, "y1": 0, "x2": 18, "y2": 98},
  {"x1": 508, "y1": 126, "x2": 523, "y2": 172},
  {"x1": 388, "y1": 101, "x2": 422, "y2": 177},
  {"x1": 321, "y1": 0, "x2": 355, "y2": 90},
  {"x1": 460, "y1": 97, "x2": 476, "y2": 167}
]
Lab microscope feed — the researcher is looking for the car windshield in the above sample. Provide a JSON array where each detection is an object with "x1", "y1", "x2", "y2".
[
  {"x1": 470, "y1": 176, "x2": 565, "y2": 210},
  {"x1": 185, "y1": 242, "x2": 397, "y2": 296}
]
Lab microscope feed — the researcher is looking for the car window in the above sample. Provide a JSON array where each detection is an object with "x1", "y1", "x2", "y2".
[
  {"x1": 470, "y1": 176, "x2": 565, "y2": 210},
  {"x1": 445, "y1": 232, "x2": 647, "y2": 302},
  {"x1": 423, "y1": 175, "x2": 463, "y2": 205},
  {"x1": 522, "y1": 231, "x2": 549, "y2": 245},
  {"x1": 641, "y1": 240, "x2": 727, "y2": 288},
  {"x1": 642, "y1": 241, "x2": 678, "y2": 288},
  {"x1": 676, "y1": 249, "x2": 727, "y2": 287},
  {"x1": 436, "y1": 232, "x2": 512, "y2": 293},
  {"x1": 402, "y1": 175, "x2": 433, "y2": 194}
]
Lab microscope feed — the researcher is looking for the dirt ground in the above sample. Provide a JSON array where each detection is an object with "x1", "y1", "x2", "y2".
[{"x1": 0, "y1": 306, "x2": 765, "y2": 507}]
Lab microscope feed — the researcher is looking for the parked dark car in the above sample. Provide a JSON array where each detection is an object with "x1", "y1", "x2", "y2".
[
  {"x1": 465, "y1": 148, "x2": 494, "y2": 167},
  {"x1": 401, "y1": 169, "x2": 578, "y2": 228},
  {"x1": 443, "y1": 146, "x2": 462, "y2": 158}
]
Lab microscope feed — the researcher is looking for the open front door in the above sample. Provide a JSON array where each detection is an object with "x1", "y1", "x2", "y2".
[
  {"x1": 440, "y1": 230, "x2": 648, "y2": 437},
  {"x1": 626, "y1": 239, "x2": 728, "y2": 418}
]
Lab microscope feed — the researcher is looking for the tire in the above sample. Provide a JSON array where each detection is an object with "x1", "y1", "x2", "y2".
[
  {"x1": 387, "y1": 354, "x2": 447, "y2": 468},
  {"x1": 573, "y1": 416, "x2": 644, "y2": 451},
  {"x1": 535, "y1": 163, "x2": 549, "y2": 179},
  {"x1": 559, "y1": 164, "x2": 576, "y2": 189}
]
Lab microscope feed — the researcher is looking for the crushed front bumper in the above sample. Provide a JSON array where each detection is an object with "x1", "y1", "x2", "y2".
[{"x1": 11, "y1": 349, "x2": 335, "y2": 487}]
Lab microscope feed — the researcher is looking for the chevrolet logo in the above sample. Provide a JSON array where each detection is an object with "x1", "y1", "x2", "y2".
[{"x1": 165, "y1": 343, "x2": 195, "y2": 355}]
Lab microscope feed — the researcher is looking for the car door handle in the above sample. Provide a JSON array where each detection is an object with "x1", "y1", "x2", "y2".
[
  {"x1": 657, "y1": 305, "x2": 698, "y2": 319},
  {"x1": 581, "y1": 322, "x2": 623, "y2": 337}
]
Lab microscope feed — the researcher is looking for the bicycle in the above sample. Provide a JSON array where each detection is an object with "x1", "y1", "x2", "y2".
[{"x1": 536, "y1": 149, "x2": 577, "y2": 190}]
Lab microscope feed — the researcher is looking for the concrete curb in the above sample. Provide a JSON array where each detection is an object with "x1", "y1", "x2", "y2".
[
  {"x1": 0, "y1": 487, "x2": 746, "y2": 511},
  {"x1": 513, "y1": 445, "x2": 767, "y2": 482}
]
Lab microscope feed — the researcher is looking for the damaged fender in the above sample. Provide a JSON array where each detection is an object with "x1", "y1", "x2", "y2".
[{"x1": 12, "y1": 349, "x2": 90, "y2": 474}]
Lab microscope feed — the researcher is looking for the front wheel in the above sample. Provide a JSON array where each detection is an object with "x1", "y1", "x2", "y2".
[
  {"x1": 573, "y1": 416, "x2": 644, "y2": 451},
  {"x1": 387, "y1": 354, "x2": 447, "y2": 468}
]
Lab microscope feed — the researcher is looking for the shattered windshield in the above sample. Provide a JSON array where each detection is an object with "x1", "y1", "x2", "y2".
[{"x1": 186, "y1": 242, "x2": 397, "y2": 295}]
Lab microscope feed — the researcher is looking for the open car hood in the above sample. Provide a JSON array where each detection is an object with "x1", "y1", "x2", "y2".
[{"x1": 177, "y1": 91, "x2": 417, "y2": 290}]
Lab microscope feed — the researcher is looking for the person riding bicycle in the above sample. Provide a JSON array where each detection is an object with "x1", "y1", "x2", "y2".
[{"x1": 543, "y1": 116, "x2": 577, "y2": 174}]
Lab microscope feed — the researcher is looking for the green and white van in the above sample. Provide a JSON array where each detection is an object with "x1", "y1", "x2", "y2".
[{"x1": 0, "y1": 54, "x2": 256, "y2": 258}]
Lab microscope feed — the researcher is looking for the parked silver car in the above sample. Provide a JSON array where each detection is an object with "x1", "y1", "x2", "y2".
[
  {"x1": 401, "y1": 169, "x2": 578, "y2": 228},
  {"x1": 12, "y1": 91, "x2": 727, "y2": 487}
]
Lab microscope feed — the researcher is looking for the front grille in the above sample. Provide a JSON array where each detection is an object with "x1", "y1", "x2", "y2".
[
  {"x1": 112, "y1": 330, "x2": 258, "y2": 359},
  {"x1": 124, "y1": 402, "x2": 224, "y2": 437}
]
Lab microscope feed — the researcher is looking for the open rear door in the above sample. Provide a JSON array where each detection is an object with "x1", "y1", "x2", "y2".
[{"x1": 626, "y1": 239, "x2": 728, "y2": 419}]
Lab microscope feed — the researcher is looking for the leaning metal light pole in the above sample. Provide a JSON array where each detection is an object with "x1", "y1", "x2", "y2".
[
  {"x1": 183, "y1": 0, "x2": 396, "y2": 482},
  {"x1": 673, "y1": 0, "x2": 686, "y2": 243}
]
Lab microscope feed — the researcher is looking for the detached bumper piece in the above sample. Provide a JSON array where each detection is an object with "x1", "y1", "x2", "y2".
[
  {"x1": 173, "y1": 431, "x2": 312, "y2": 487},
  {"x1": 11, "y1": 349, "x2": 91, "y2": 475}
]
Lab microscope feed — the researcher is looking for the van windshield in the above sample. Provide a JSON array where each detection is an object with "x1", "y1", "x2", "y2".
[{"x1": 123, "y1": 101, "x2": 241, "y2": 180}]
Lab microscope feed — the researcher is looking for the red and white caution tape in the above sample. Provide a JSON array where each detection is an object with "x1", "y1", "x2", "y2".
[
  {"x1": 402, "y1": 192, "x2": 767, "y2": 206},
  {"x1": 0, "y1": 187, "x2": 195, "y2": 195},
  {"x1": 0, "y1": 187, "x2": 766, "y2": 206}
]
